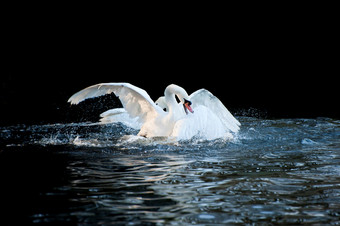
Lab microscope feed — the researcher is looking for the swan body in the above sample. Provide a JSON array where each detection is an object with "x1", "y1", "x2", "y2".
[
  {"x1": 155, "y1": 89, "x2": 241, "y2": 133},
  {"x1": 68, "y1": 83, "x2": 240, "y2": 140},
  {"x1": 172, "y1": 105, "x2": 232, "y2": 140}
]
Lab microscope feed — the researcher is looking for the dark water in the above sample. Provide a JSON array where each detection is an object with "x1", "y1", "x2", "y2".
[{"x1": 1, "y1": 117, "x2": 340, "y2": 225}]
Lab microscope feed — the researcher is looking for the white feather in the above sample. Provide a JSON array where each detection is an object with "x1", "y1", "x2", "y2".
[
  {"x1": 99, "y1": 108, "x2": 142, "y2": 129},
  {"x1": 68, "y1": 83, "x2": 163, "y2": 124},
  {"x1": 190, "y1": 89, "x2": 240, "y2": 133}
]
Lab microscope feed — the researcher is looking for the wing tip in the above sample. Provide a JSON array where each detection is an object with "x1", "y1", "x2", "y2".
[{"x1": 67, "y1": 97, "x2": 79, "y2": 105}]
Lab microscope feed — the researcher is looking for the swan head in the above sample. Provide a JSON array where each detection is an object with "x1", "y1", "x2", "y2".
[
  {"x1": 183, "y1": 98, "x2": 194, "y2": 114},
  {"x1": 155, "y1": 96, "x2": 168, "y2": 111},
  {"x1": 156, "y1": 96, "x2": 194, "y2": 114},
  {"x1": 164, "y1": 84, "x2": 194, "y2": 114}
]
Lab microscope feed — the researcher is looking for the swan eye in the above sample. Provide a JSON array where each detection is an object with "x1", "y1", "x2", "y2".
[{"x1": 184, "y1": 98, "x2": 192, "y2": 105}]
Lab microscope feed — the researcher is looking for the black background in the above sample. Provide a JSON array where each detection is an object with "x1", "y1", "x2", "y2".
[{"x1": 2, "y1": 6, "x2": 338, "y2": 126}]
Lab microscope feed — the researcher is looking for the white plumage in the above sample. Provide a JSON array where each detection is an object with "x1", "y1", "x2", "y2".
[{"x1": 68, "y1": 83, "x2": 240, "y2": 140}]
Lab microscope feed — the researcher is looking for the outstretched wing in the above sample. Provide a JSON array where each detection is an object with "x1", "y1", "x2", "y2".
[
  {"x1": 68, "y1": 83, "x2": 163, "y2": 123},
  {"x1": 190, "y1": 89, "x2": 241, "y2": 133}
]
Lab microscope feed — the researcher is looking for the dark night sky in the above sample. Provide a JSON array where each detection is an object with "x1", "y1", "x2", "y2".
[{"x1": 2, "y1": 8, "x2": 338, "y2": 125}]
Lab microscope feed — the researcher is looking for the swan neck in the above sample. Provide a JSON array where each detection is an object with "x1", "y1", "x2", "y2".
[
  {"x1": 164, "y1": 84, "x2": 189, "y2": 117},
  {"x1": 165, "y1": 89, "x2": 178, "y2": 114}
]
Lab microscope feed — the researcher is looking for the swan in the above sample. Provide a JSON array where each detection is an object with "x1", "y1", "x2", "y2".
[
  {"x1": 154, "y1": 89, "x2": 241, "y2": 139},
  {"x1": 68, "y1": 83, "x2": 240, "y2": 140}
]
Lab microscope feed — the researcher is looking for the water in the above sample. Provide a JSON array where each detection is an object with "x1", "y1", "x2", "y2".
[{"x1": 1, "y1": 117, "x2": 340, "y2": 225}]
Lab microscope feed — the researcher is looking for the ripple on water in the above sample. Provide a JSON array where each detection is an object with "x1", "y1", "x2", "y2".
[{"x1": 0, "y1": 117, "x2": 339, "y2": 224}]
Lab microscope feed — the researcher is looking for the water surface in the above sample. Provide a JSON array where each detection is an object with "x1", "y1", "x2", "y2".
[{"x1": 1, "y1": 117, "x2": 340, "y2": 224}]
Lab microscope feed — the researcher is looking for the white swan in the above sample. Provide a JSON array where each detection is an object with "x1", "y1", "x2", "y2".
[
  {"x1": 68, "y1": 83, "x2": 240, "y2": 140},
  {"x1": 154, "y1": 89, "x2": 241, "y2": 140}
]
